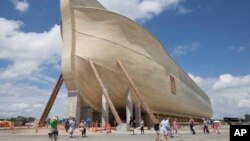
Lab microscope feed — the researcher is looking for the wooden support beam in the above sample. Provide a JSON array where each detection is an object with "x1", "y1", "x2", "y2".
[
  {"x1": 38, "y1": 73, "x2": 63, "y2": 127},
  {"x1": 89, "y1": 59, "x2": 122, "y2": 125},
  {"x1": 116, "y1": 59, "x2": 159, "y2": 124}
]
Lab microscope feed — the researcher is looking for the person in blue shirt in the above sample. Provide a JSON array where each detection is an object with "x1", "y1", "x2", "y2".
[
  {"x1": 160, "y1": 118, "x2": 169, "y2": 141},
  {"x1": 69, "y1": 117, "x2": 76, "y2": 138}
]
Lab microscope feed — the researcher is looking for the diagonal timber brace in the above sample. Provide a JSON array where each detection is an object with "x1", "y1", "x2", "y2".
[
  {"x1": 89, "y1": 59, "x2": 122, "y2": 125},
  {"x1": 38, "y1": 73, "x2": 63, "y2": 127},
  {"x1": 116, "y1": 59, "x2": 159, "y2": 124}
]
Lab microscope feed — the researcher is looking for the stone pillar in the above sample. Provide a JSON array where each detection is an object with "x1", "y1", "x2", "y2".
[
  {"x1": 102, "y1": 94, "x2": 109, "y2": 128},
  {"x1": 117, "y1": 87, "x2": 133, "y2": 132},
  {"x1": 67, "y1": 90, "x2": 81, "y2": 124},
  {"x1": 126, "y1": 87, "x2": 133, "y2": 125},
  {"x1": 124, "y1": 87, "x2": 133, "y2": 131},
  {"x1": 135, "y1": 102, "x2": 141, "y2": 127}
]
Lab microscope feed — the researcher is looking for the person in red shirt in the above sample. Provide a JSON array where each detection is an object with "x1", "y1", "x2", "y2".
[{"x1": 172, "y1": 118, "x2": 179, "y2": 136}]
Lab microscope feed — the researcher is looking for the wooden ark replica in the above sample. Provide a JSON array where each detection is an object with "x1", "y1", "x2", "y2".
[{"x1": 59, "y1": 0, "x2": 213, "y2": 127}]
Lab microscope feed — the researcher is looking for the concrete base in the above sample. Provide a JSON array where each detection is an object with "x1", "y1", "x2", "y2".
[
  {"x1": 116, "y1": 123, "x2": 129, "y2": 132},
  {"x1": 67, "y1": 90, "x2": 81, "y2": 123}
]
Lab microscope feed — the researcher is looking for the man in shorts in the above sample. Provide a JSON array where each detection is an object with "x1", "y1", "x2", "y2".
[{"x1": 160, "y1": 118, "x2": 168, "y2": 141}]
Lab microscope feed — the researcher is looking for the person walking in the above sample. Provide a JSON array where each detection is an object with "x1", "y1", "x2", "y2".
[
  {"x1": 189, "y1": 116, "x2": 195, "y2": 135},
  {"x1": 86, "y1": 117, "x2": 91, "y2": 129},
  {"x1": 79, "y1": 120, "x2": 87, "y2": 137},
  {"x1": 154, "y1": 122, "x2": 160, "y2": 141},
  {"x1": 166, "y1": 117, "x2": 172, "y2": 138},
  {"x1": 160, "y1": 118, "x2": 168, "y2": 141},
  {"x1": 48, "y1": 116, "x2": 59, "y2": 140},
  {"x1": 203, "y1": 118, "x2": 209, "y2": 134},
  {"x1": 140, "y1": 120, "x2": 144, "y2": 134},
  {"x1": 172, "y1": 118, "x2": 179, "y2": 136},
  {"x1": 69, "y1": 117, "x2": 76, "y2": 138},
  {"x1": 64, "y1": 118, "x2": 69, "y2": 132},
  {"x1": 213, "y1": 120, "x2": 221, "y2": 134},
  {"x1": 129, "y1": 116, "x2": 136, "y2": 135}
]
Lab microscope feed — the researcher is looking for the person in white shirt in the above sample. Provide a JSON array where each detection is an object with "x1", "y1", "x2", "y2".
[
  {"x1": 140, "y1": 120, "x2": 144, "y2": 134},
  {"x1": 160, "y1": 118, "x2": 168, "y2": 141}
]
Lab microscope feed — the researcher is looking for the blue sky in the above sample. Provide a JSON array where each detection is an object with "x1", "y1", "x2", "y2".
[
  {"x1": 0, "y1": 0, "x2": 249, "y2": 120},
  {"x1": 144, "y1": 0, "x2": 250, "y2": 77}
]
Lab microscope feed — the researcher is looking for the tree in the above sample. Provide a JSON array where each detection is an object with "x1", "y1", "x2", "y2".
[{"x1": 245, "y1": 114, "x2": 250, "y2": 122}]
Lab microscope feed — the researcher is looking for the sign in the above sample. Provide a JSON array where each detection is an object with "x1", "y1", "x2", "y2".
[{"x1": 230, "y1": 125, "x2": 250, "y2": 141}]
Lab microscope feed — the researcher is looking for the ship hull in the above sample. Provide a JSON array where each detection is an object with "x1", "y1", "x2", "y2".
[{"x1": 60, "y1": 0, "x2": 213, "y2": 119}]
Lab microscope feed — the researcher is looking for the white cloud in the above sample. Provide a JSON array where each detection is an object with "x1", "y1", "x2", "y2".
[
  {"x1": 0, "y1": 18, "x2": 61, "y2": 82},
  {"x1": 11, "y1": 0, "x2": 29, "y2": 13},
  {"x1": 0, "y1": 82, "x2": 67, "y2": 118},
  {"x1": 172, "y1": 42, "x2": 200, "y2": 56},
  {"x1": 188, "y1": 73, "x2": 216, "y2": 91},
  {"x1": 0, "y1": 18, "x2": 23, "y2": 35},
  {"x1": 9, "y1": 103, "x2": 29, "y2": 111},
  {"x1": 0, "y1": 17, "x2": 65, "y2": 119},
  {"x1": 189, "y1": 73, "x2": 250, "y2": 119},
  {"x1": 212, "y1": 74, "x2": 250, "y2": 90},
  {"x1": 238, "y1": 99, "x2": 250, "y2": 108},
  {"x1": 99, "y1": 0, "x2": 187, "y2": 22},
  {"x1": 176, "y1": 5, "x2": 191, "y2": 15},
  {"x1": 33, "y1": 104, "x2": 43, "y2": 108},
  {"x1": 228, "y1": 46, "x2": 245, "y2": 52}
]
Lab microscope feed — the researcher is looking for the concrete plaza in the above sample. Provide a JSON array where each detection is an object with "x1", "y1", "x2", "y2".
[{"x1": 0, "y1": 125, "x2": 229, "y2": 141}]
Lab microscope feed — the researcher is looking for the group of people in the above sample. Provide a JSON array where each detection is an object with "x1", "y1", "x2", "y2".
[
  {"x1": 64, "y1": 117, "x2": 87, "y2": 138},
  {"x1": 128, "y1": 116, "x2": 146, "y2": 134},
  {"x1": 203, "y1": 118, "x2": 221, "y2": 134},
  {"x1": 190, "y1": 117, "x2": 221, "y2": 135},
  {"x1": 47, "y1": 115, "x2": 221, "y2": 140},
  {"x1": 153, "y1": 116, "x2": 221, "y2": 141},
  {"x1": 154, "y1": 118, "x2": 179, "y2": 141},
  {"x1": 47, "y1": 116, "x2": 87, "y2": 139}
]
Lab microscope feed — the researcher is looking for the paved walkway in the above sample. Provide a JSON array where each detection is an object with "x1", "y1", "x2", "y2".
[{"x1": 0, "y1": 125, "x2": 229, "y2": 141}]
